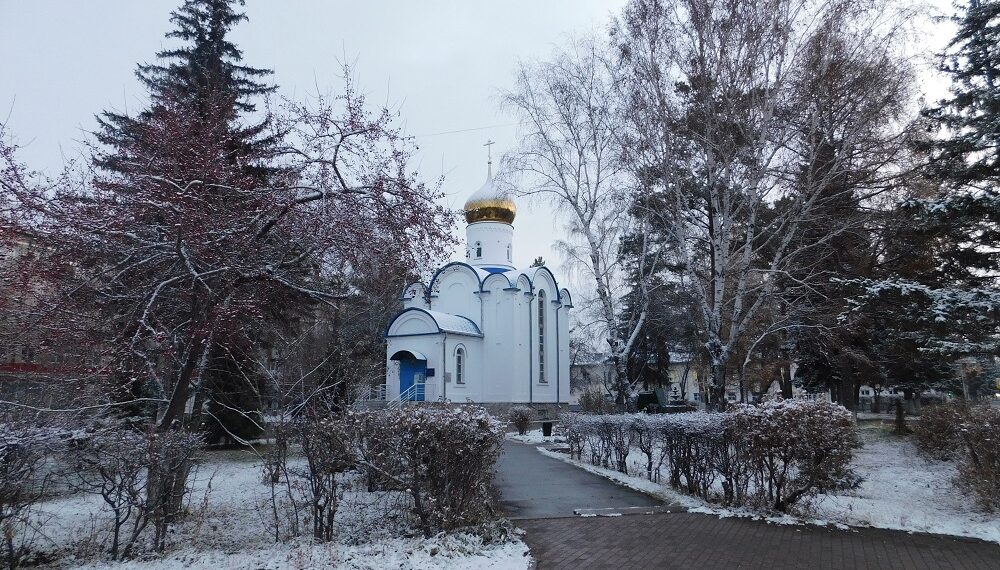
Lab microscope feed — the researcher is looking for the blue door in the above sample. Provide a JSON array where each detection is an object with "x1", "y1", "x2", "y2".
[{"x1": 398, "y1": 357, "x2": 427, "y2": 401}]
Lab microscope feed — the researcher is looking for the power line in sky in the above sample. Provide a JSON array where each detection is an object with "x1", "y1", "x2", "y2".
[{"x1": 408, "y1": 121, "x2": 525, "y2": 139}]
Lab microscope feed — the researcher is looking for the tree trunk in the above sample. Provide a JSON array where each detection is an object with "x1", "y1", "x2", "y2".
[
  {"x1": 710, "y1": 363, "x2": 728, "y2": 411},
  {"x1": 894, "y1": 399, "x2": 908, "y2": 434}
]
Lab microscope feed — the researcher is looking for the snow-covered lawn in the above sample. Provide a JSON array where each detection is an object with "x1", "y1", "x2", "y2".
[
  {"x1": 506, "y1": 428, "x2": 564, "y2": 445},
  {"x1": 541, "y1": 425, "x2": 1000, "y2": 544},
  {"x1": 810, "y1": 426, "x2": 999, "y2": 544},
  {"x1": 27, "y1": 449, "x2": 529, "y2": 569}
]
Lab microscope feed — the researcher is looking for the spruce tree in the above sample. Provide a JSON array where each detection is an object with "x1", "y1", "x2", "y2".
[
  {"x1": 924, "y1": 0, "x2": 1000, "y2": 189},
  {"x1": 96, "y1": 0, "x2": 277, "y2": 179},
  {"x1": 92, "y1": 0, "x2": 279, "y2": 436}
]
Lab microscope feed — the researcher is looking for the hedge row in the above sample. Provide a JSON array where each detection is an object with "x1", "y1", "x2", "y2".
[{"x1": 561, "y1": 400, "x2": 859, "y2": 511}]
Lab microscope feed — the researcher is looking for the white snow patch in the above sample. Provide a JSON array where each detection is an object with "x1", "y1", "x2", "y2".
[
  {"x1": 28, "y1": 449, "x2": 529, "y2": 568},
  {"x1": 506, "y1": 429, "x2": 563, "y2": 445},
  {"x1": 810, "y1": 429, "x2": 1000, "y2": 544},
  {"x1": 71, "y1": 534, "x2": 529, "y2": 570}
]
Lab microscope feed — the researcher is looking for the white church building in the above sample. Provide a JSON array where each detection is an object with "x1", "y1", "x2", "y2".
[{"x1": 383, "y1": 176, "x2": 572, "y2": 405}]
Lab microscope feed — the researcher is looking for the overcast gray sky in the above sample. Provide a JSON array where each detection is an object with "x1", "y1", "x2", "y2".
[
  {"x1": 0, "y1": 0, "x2": 954, "y2": 285},
  {"x1": 0, "y1": 0, "x2": 630, "y2": 277}
]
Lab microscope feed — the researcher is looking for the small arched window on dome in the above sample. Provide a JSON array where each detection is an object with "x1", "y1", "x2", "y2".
[
  {"x1": 537, "y1": 290, "x2": 546, "y2": 383},
  {"x1": 455, "y1": 346, "x2": 465, "y2": 384},
  {"x1": 507, "y1": 244, "x2": 512, "y2": 262},
  {"x1": 475, "y1": 241, "x2": 482, "y2": 259}
]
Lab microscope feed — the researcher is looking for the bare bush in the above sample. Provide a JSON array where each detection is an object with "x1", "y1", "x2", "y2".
[
  {"x1": 912, "y1": 401, "x2": 968, "y2": 460},
  {"x1": 260, "y1": 417, "x2": 303, "y2": 541},
  {"x1": 70, "y1": 428, "x2": 150, "y2": 560},
  {"x1": 299, "y1": 417, "x2": 354, "y2": 542},
  {"x1": 955, "y1": 406, "x2": 1000, "y2": 511},
  {"x1": 0, "y1": 421, "x2": 50, "y2": 569},
  {"x1": 508, "y1": 407, "x2": 534, "y2": 436},
  {"x1": 144, "y1": 431, "x2": 203, "y2": 552}
]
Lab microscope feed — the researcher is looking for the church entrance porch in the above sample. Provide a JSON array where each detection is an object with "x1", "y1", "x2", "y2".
[{"x1": 391, "y1": 350, "x2": 427, "y2": 402}]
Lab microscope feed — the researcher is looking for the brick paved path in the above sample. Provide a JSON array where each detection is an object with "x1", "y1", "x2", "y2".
[
  {"x1": 498, "y1": 442, "x2": 1000, "y2": 569},
  {"x1": 518, "y1": 513, "x2": 1000, "y2": 569}
]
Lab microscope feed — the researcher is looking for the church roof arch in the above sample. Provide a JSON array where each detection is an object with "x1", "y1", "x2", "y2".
[
  {"x1": 482, "y1": 271, "x2": 514, "y2": 291},
  {"x1": 504, "y1": 265, "x2": 564, "y2": 302},
  {"x1": 559, "y1": 288, "x2": 574, "y2": 308},
  {"x1": 400, "y1": 281, "x2": 429, "y2": 302},
  {"x1": 385, "y1": 307, "x2": 484, "y2": 338},
  {"x1": 428, "y1": 261, "x2": 490, "y2": 295}
]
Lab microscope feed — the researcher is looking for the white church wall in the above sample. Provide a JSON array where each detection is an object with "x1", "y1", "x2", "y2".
[
  {"x1": 430, "y1": 265, "x2": 482, "y2": 327},
  {"x1": 441, "y1": 336, "x2": 484, "y2": 402},
  {"x1": 466, "y1": 222, "x2": 514, "y2": 269},
  {"x1": 401, "y1": 283, "x2": 429, "y2": 310},
  {"x1": 557, "y1": 304, "x2": 571, "y2": 404}
]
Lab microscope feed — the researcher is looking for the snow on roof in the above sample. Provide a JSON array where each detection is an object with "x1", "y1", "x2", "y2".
[{"x1": 421, "y1": 310, "x2": 483, "y2": 337}]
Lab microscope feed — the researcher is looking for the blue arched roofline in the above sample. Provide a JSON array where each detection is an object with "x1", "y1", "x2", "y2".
[
  {"x1": 559, "y1": 288, "x2": 574, "y2": 308},
  {"x1": 428, "y1": 261, "x2": 488, "y2": 294},
  {"x1": 510, "y1": 265, "x2": 566, "y2": 304},
  {"x1": 384, "y1": 307, "x2": 483, "y2": 338},
  {"x1": 482, "y1": 271, "x2": 514, "y2": 291}
]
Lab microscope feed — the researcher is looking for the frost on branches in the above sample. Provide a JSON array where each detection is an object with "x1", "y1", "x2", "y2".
[
  {"x1": 266, "y1": 406, "x2": 505, "y2": 542},
  {"x1": 0, "y1": 79, "x2": 454, "y2": 432},
  {"x1": 563, "y1": 400, "x2": 859, "y2": 512}
]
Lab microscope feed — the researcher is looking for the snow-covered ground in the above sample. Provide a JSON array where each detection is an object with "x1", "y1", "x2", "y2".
[
  {"x1": 541, "y1": 425, "x2": 1000, "y2": 544},
  {"x1": 71, "y1": 534, "x2": 529, "y2": 570},
  {"x1": 506, "y1": 429, "x2": 564, "y2": 445},
  {"x1": 26, "y1": 449, "x2": 529, "y2": 569},
  {"x1": 810, "y1": 427, "x2": 999, "y2": 544}
]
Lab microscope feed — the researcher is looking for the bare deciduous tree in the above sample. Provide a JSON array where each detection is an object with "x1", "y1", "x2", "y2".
[
  {"x1": 501, "y1": 37, "x2": 654, "y2": 404},
  {"x1": 614, "y1": 0, "x2": 917, "y2": 407}
]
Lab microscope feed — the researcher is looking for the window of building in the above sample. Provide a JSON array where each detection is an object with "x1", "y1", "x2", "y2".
[
  {"x1": 455, "y1": 346, "x2": 465, "y2": 384},
  {"x1": 507, "y1": 244, "x2": 512, "y2": 261},
  {"x1": 475, "y1": 241, "x2": 482, "y2": 258},
  {"x1": 537, "y1": 290, "x2": 546, "y2": 383}
]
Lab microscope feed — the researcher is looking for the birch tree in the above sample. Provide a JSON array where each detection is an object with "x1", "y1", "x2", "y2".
[
  {"x1": 501, "y1": 37, "x2": 652, "y2": 404},
  {"x1": 615, "y1": 0, "x2": 918, "y2": 408}
]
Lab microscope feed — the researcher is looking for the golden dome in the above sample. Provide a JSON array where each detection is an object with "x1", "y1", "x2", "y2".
[{"x1": 464, "y1": 178, "x2": 516, "y2": 224}]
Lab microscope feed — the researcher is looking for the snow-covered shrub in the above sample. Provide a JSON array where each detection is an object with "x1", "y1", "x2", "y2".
[
  {"x1": 300, "y1": 417, "x2": 355, "y2": 541},
  {"x1": 630, "y1": 415, "x2": 658, "y2": 480},
  {"x1": 733, "y1": 400, "x2": 858, "y2": 511},
  {"x1": 0, "y1": 421, "x2": 51, "y2": 569},
  {"x1": 507, "y1": 406, "x2": 534, "y2": 436},
  {"x1": 657, "y1": 412, "x2": 724, "y2": 498},
  {"x1": 913, "y1": 401, "x2": 968, "y2": 460},
  {"x1": 70, "y1": 428, "x2": 153, "y2": 559},
  {"x1": 559, "y1": 413, "x2": 585, "y2": 460},
  {"x1": 144, "y1": 430, "x2": 203, "y2": 552},
  {"x1": 955, "y1": 405, "x2": 1000, "y2": 511},
  {"x1": 572, "y1": 400, "x2": 858, "y2": 511},
  {"x1": 352, "y1": 406, "x2": 504, "y2": 537}
]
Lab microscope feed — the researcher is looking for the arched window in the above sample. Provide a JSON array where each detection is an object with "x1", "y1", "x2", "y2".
[
  {"x1": 537, "y1": 290, "x2": 546, "y2": 383},
  {"x1": 506, "y1": 244, "x2": 512, "y2": 261},
  {"x1": 475, "y1": 241, "x2": 482, "y2": 259},
  {"x1": 455, "y1": 346, "x2": 465, "y2": 384}
]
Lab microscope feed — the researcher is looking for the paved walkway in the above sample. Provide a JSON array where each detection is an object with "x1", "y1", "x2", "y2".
[
  {"x1": 496, "y1": 441, "x2": 1000, "y2": 569},
  {"x1": 495, "y1": 439, "x2": 662, "y2": 519}
]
